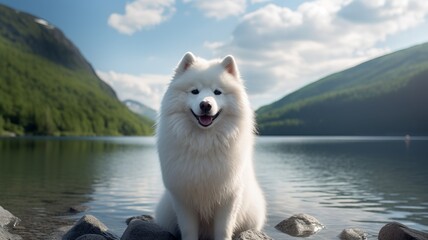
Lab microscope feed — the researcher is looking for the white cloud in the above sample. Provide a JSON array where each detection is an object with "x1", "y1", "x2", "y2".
[
  {"x1": 250, "y1": 0, "x2": 270, "y2": 3},
  {"x1": 108, "y1": 0, "x2": 175, "y2": 35},
  {"x1": 184, "y1": 0, "x2": 247, "y2": 19},
  {"x1": 97, "y1": 70, "x2": 170, "y2": 110},
  {"x1": 208, "y1": 0, "x2": 428, "y2": 108},
  {"x1": 203, "y1": 41, "x2": 225, "y2": 50}
]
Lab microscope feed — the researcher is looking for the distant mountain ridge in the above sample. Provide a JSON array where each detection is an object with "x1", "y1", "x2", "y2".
[
  {"x1": 256, "y1": 42, "x2": 428, "y2": 136},
  {"x1": 0, "y1": 4, "x2": 153, "y2": 136},
  {"x1": 123, "y1": 99, "x2": 157, "y2": 121}
]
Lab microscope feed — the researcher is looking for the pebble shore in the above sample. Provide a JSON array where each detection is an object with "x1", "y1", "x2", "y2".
[{"x1": 1, "y1": 205, "x2": 428, "y2": 240}]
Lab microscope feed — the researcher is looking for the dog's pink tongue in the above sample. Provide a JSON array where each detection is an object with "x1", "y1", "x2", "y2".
[{"x1": 199, "y1": 116, "x2": 213, "y2": 126}]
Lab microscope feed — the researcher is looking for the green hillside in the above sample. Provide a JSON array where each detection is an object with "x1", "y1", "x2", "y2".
[
  {"x1": 0, "y1": 4, "x2": 153, "y2": 136},
  {"x1": 256, "y1": 42, "x2": 428, "y2": 136}
]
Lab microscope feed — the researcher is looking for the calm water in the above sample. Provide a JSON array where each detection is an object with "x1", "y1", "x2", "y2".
[{"x1": 0, "y1": 136, "x2": 427, "y2": 239}]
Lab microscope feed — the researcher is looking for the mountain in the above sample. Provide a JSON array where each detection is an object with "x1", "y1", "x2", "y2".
[
  {"x1": 0, "y1": 4, "x2": 153, "y2": 136},
  {"x1": 256, "y1": 42, "x2": 428, "y2": 136},
  {"x1": 123, "y1": 100, "x2": 157, "y2": 121}
]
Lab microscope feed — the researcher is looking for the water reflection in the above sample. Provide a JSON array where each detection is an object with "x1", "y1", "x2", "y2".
[
  {"x1": 254, "y1": 136, "x2": 428, "y2": 239},
  {"x1": 0, "y1": 137, "x2": 160, "y2": 239},
  {"x1": 80, "y1": 137, "x2": 164, "y2": 232},
  {"x1": 0, "y1": 136, "x2": 427, "y2": 240}
]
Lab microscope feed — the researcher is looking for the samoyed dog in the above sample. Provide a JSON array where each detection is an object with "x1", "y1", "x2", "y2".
[{"x1": 155, "y1": 52, "x2": 266, "y2": 240}]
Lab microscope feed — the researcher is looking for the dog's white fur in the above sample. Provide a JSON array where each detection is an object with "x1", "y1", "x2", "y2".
[{"x1": 155, "y1": 52, "x2": 266, "y2": 240}]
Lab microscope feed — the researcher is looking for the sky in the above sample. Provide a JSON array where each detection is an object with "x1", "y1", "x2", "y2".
[{"x1": 1, "y1": 0, "x2": 428, "y2": 110}]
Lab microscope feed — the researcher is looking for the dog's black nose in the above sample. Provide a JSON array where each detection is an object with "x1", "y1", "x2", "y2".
[{"x1": 199, "y1": 101, "x2": 212, "y2": 113}]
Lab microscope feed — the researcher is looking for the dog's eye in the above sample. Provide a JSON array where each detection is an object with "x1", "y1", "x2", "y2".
[
  {"x1": 214, "y1": 89, "x2": 222, "y2": 95},
  {"x1": 191, "y1": 89, "x2": 199, "y2": 95}
]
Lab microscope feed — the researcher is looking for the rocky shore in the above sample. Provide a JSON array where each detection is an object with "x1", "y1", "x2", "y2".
[
  {"x1": 1, "y1": 205, "x2": 428, "y2": 240},
  {"x1": 0, "y1": 206, "x2": 22, "y2": 240}
]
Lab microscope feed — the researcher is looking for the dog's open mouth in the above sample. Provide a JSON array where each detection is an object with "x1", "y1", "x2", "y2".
[{"x1": 191, "y1": 109, "x2": 222, "y2": 127}]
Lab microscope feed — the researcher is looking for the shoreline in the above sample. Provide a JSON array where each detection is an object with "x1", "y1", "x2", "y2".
[{"x1": 2, "y1": 205, "x2": 428, "y2": 240}]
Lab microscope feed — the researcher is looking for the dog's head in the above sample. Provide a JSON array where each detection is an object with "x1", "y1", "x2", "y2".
[{"x1": 162, "y1": 52, "x2": 247, "y2": 130}]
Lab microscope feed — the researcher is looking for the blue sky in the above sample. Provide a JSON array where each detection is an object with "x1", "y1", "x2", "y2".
[{"x1": 1, "y1": 0, "x2": 428, "y2": 109}]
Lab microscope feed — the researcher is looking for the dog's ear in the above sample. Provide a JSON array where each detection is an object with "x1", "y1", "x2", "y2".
[
  {"x1": 174, "y1": 52, "x2": 196, "y2": 77},
  {"x1": 221, "y1": 55, "x2": 239, "y2": 78}
]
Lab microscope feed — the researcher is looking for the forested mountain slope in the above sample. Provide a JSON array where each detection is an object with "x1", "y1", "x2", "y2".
[
  {"x1": 0, "y1": 4, "x2": 153, "y2": 136},
  {"x1": 256, "y1": 42, "x2": 428, "y2": 136}
]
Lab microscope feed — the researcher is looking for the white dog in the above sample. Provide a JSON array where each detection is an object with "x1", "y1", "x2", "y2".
[{"x1": 155, "y1": 52, "x2": 266, "y2": 240}]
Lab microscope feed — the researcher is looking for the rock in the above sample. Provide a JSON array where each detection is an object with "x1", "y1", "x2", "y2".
[
  {"x1": 233, "y1": 229, "x2": 272, "y2": 240},
  {"x1": 275, "y1": 213, "x2": 324, "y2": 237},
  {"x1": 120, "y1": 219, "x2": 176, "y2": 240},
  {"x1": 0, "y1": 227, "x2": 22, "y2": 240},
  {"x1": 0, "y1": 205, "x2": 20, "y2": 228},
  {"x1": 0, "y1": 206, "x2": 22, "y2": 240},
  {"x1": 125, "y1": 215, "x2": 154, "y2": 225},
  {"x1": 379, "y1": 222, "x2": 428, "y2": 240},
  {"x1": 339, "y1": 228, "x2": 367, "y2": 240},
  {"x1": 50, "y1": 226, "x2": 73, "y2": 240},
  {"x1": 68, "y1": 205, "x2": 89, "y2": 214},
  {"x1": 76, "y1": 234, "x2": 108, "y2": 240},
  {"x1": 62, "y1": 215, "x2": 119, "y2": 240}
]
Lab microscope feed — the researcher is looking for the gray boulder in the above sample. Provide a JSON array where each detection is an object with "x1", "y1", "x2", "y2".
[
  {"x1": 275, "y1": 213, "x2": 324, "y2": 237},
  {"x1": 339, "y1": 228, "x2": 367, "y2": 240},
  {"x1": 0, "y1": 206, "x2": 20, "y2": 228},
  {"x1": 125, "y1": 215, "x2": 154, "y2": 225},
  {"x1": 50, "y1": 226, "x2": 73, "y2": 240},
  {"x1": 233, "y1": 229, "x2": 272, "y2": 240},
  {"x1": 68, "y1": 205, "x2": 89, "y2": 214},
  {"x1": 62, "y1": 215, "x2": 119, "y2": 240},
  {"x1": 0, "y1": 206, "x2": 22, "y2": 240},
  {"x1": 379, "y1": 222, "x2": 428, "y2": 240},
  {"x1": 121, "y1": 219, "x2": 176, "y2": 240},
  {"x1": 0, "y1": 227, "x2": 22, "y2": 240},
  {"x1": 76, "y1": 234, "x2": 108, "y2": 240}
]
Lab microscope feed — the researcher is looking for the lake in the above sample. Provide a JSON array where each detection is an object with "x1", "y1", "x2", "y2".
[{"x1": 0, "y1": 136, "x2": 427, "y2": 239}]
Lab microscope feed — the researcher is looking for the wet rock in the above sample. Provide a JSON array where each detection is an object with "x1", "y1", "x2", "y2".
[
  {"x1": 233, "y1": 229, "x2": 272, "y2": 240},
  {"x1": 121, "y1": 219, "x2": 176, "y2": 240},
  {"x1": 68, "y1": 205, "x2": 89, "y2": 214},
  {"x1": 125, "y1": 215, "x2": 154, "y2": 225},
  {"x1": 0, "y1": 206, "x2": 22, "y2": 240},
  {"x1": 0, "y1": 227, "x2": 23, "y2": 240},
  {"x1": 50, "y1": 226, "x2": 73, "y2": 240},
  {"x1": 76, "y1": 234, "x2": 108, "y2": 240},
  {"x1": 275, "y1": 213, "x2": 324, "y2": 237},
  {"x1": 0, "y1": 205, "x2": 20, "y2": 228},
  {"x1": 379, "y1": 222, "x2": 428, "y2": 240},
  {"x1": 62, "y1": 215, "x2": 119, "y2": 240},
  {"x1": 339, "y1": 228, "x2": 367, "y2": 240}
]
